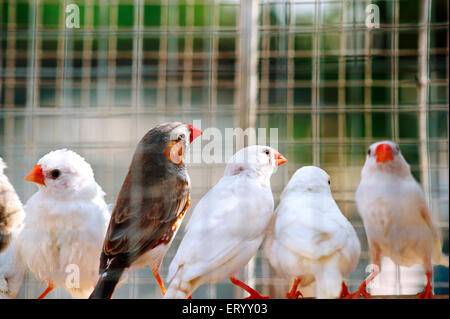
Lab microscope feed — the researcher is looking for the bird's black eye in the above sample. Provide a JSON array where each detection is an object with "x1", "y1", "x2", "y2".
[
  {"x1": 367, "y1": 148, "x2": 371, "y2": 156},
  {"x1": 264, "y1": 149, "x2": 270, "y2": 156},
  {"x1": 328, "y1": 179, "x2": 331, "y2": 185},
  {"x1": 178, "y1": 134, "x2": 185, "y2": 140},
  {"x1": 50, "y1": 169, "x2": 60, "y2": 179}
]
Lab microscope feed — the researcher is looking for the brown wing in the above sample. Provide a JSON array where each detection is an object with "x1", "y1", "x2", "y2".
[{"x1": 102, "y1": 172, "x2": 190, "y2": 267}]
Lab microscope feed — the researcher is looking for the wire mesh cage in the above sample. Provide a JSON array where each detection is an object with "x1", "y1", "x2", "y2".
[{"x1": 0, "y1": 0, "x2": 448, "y2": 299}]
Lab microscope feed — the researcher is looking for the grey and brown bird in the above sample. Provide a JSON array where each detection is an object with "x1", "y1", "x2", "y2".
[{"x1": 89, "y1": 122, "x2": 202, "y2": 299}]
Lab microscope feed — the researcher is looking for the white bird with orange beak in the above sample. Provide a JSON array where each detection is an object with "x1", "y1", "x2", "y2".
[
  {"x1": 18, "y1": 149, "x2": 110, "y2": 299},
  {"x1": 349, "y1": 141, "x2": 448, "y2": 299},
  {"x1": 165, "y1": 145, "x2": 287, "y2": 299}
]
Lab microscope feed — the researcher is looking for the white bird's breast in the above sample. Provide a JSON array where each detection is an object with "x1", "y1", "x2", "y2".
[
  {"x1": 355, "y1": 176, "x2": 433, "y2": 265},
  {"x1": 167, "y1": 174, "x2": 275, "y2": 286},
  {"x1": 267, "y1": 194, "x2": 360, "y2": 282},
  {"x1": 20, "y1": 193, "x2": 109, "y2": 286}
]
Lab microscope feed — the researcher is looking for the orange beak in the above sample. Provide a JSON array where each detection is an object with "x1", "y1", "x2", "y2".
[
  {"x1": 187, "y1": 124, "x2": 203, "y2": 143},
  {"x1": 375, "y1": 143, "x2": 394, "y2": 163},
  {"x1": 24, "y1": 164, "x2": 46, "y2": 186},
  {"x1": 274, "y1": 151, "x2": 287, "y2": 166}
]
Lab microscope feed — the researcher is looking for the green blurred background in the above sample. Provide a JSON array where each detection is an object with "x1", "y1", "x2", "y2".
[{"x1": 0, "y1": 0, "x2": 448, "y2": 298}]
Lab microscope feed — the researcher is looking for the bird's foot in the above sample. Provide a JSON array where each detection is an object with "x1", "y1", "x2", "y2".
[
  {"x1": 416, "y1": 284, "x2": 434, "y2": 299},
  {"x1": 229, "y1": 276, "x2": 270, "y2": 299},
  {"x1": 243, "y1": 291, "x2": 270, "y2": 299},
  {"x1": 286, "y1": 290, "x2": 303, "y2": 299},
  {"x1": 338, "y1": 282, "x2": 350, "y2": 299},
  {"x1": 152, "y1": 269, "x2": 167, "y2": 295},
  {"x1": 343, "y1": 282, "x2": 371, "y2": 299},
  {"x1": 37, "y1": 282, "x2": 54, "y2": 299}
]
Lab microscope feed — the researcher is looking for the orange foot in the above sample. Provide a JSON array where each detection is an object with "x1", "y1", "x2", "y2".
[
  {"x1": 416, "y1": 283, "x2": 434, "y2": 299},
  {"x1": 286, "y1": 290, "x2": 303, "y2": 299},
  {"x1": 343, "y1": 281, "x2": 371, "y2": 299},
  {"x1": 152, "y1": 269, "x2": 166, "y2": 295},
  {"x1": 286, "y1": 278, "x2": 303, "y2": 299},
  {"x1": 37, "y1": 282, "x2": 54, "y2": 299},
  {"x1": 244, "y1": 291, "x2": 270, "y2": 299},
  {"x1": 339, "y1": 281, "x2": 350, "y2": 299},
  {"x1": 229, "y1": 276, "x2": 270, "y2": 299}
]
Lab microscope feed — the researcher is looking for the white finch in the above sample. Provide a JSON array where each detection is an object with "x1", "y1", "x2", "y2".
[
  {"x1": 264, "y1": 166, "x2": 361, "y2": 299},
  {"x1": 165, "y1": 145, "x2": 287, "y2": 299},
  {"x1": 0, "y1": 157, "x2": 26, "y2": 299},
  {"x1": 0, "y1": 233, "x2": 25, "y2": 299},
  {"x1": 351, "y1": 141, "x2": 448, "y2": 299},
  {"x1": 0, "y1": 157, "x2": 25, "y2": 253},
  {"x1": 18, "y1": 149, "x2": 111, "y2": 299}
]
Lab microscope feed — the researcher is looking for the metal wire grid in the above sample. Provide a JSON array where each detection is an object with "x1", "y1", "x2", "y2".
[{"x1": 0, "y1": 0, "x2": 448, "y2": 298}]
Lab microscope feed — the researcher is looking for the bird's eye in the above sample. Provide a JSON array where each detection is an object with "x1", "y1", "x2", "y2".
[
  {"x1": 264, "y1": 149, "x2": 270, "y2": 156},
  {"x1": 50, "y1": 169, "x2": 60, "y2": 179},
  {"x1": 178, "y1": 134, "x2": 185, "y2": 140},
  {"x1": 367, "y1": 148, "x2": 371, "y2": 156},
  {"x1": 328, "y1": 179, "x2": 331, "y2": 185},
  {"x1": 395, "y1": 145, "x2": 400, "y2": 152}
]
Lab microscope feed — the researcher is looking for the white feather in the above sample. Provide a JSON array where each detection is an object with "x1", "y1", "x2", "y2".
[
  {"x1": 0, "y1": 157, "x2": 26, "y2": 299},
  {"x1": 165, "y1": 145, "x2": 280, "y2": 298},
  {"x1": 355, "y1": 141, "x2": 447, "y2": 268},
  {"x1": 0, "y1": 231, "x2": 25, "y2": 299},
  {"x1": 264, "y1": 166, "x2": 361, "y2": 299},
  {"x1": 18, "y1": 149, "x2": 111, "y2": 299}
]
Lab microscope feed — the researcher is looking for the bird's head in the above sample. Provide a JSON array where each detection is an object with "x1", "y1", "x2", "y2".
[
  {"x1": 24, "y1": 149, "x2": 97, "y2": 199},
  {"x1": 138, "y1": 122, "x2": 202, "y2": 167},
  {"x1": 165, "y1": 123, "x2": 203, "y2": 165},
  {"x1": 225, "y1": 145, "x2": 287, "y2": 179},
  {"x1": 283, "y1": 166, "x2": 331, "y2": 195},
  {"x1": 362, "y1": 141, "x2": 410, "y2": 177}
]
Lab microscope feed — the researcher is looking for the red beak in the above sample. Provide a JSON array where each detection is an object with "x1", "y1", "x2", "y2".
[
  {"x1": 375, "y1": 143, "x2": 394, "y2": 163},
  {"x1": 274, "y1": 151, "x2": 287, "y2": 166},
  {"x1": 24, "y1": 164, "x2": 46, "y2": 186},
  {"x1": 187, "y1": 124, "x2": 203, "y2": 143}
]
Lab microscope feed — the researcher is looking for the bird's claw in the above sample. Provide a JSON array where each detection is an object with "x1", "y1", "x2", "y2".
[
  {"x1": 416, "y1": 287, "x2": 434, "y2": 299},
  {"x1": 342, "y1": 290, "x2": 371, "y2": 299},
  {"x1": 338, "y1": 282, "x2": 350, "y2": 299},
  {"x1": 341, "y1": 283, "x2": 371, "y2": 299},
  {"x1": 244, "y1": 293, "x2": 270, "y2": 299},
  {"x1": 286, "y1": 290, "x2": 303, "y2": 299}
]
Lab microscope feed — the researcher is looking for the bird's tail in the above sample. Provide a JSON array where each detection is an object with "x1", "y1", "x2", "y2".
[{"x1": 89, "y1": 256, "x2": 125, "y2": 299}]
